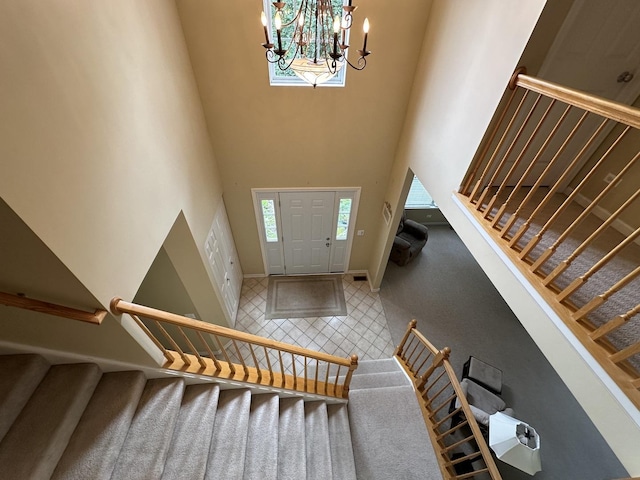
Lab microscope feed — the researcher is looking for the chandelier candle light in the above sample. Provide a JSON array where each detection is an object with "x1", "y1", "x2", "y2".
[{"x1": 260, "y1": 0, "x2": 371, "y2": 87}]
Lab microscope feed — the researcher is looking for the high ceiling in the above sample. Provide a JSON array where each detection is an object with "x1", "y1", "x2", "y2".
[
  {"x1": 175, "y1": 0, "x2": 433, "y2": 272},
  {"x1": 175, "y1": 0, "x2": 433, "y2": 174}
]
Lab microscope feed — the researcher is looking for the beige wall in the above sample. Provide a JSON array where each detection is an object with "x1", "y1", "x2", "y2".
[
  {"x1": 176, "y1": 0, "x2": 433, "y2": 275},
  {"x1": 163, "y1": 213, "x2": 228, "y2": 327},
  {"x1": 369, "y1": 0, "x2": 549, "y2": 288},
  {"x1": 0, "y1": 198, "x2": 159, "y2": 365},
  {"x1": 134, "y1": 247, "x2": 199, "y2": 318},
  {"x1": 368, "y1": 0, "x2": 640, "y2": 472},
  {"x1": 569, "y1": 106, "x2": 640, "y2": 230},
  {"x1": 0, "y1": 0, "x2": 223, "y2": 310}
]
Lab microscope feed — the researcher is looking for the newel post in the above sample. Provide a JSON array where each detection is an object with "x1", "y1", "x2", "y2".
[
  {"x1": 509, "y1": 66, "x2": 527, "y2": 90},
  {"x1": 394, "y1": 319, "x2": 417, "y2": 358},
  {"x1": 110, "y1": 297, "x2": 123, "y2": 315},
  {"x1": 342, "y1": 354, "x2": 359, "y2": 399},
  {"x1": 417, "y1": 347, "x2": 451, "y2": 391}
]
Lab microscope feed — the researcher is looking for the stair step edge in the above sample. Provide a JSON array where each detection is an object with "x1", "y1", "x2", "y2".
[
  {"x1": 327, "y1": 403, "x2": 357, "y2": 480},
  {"x1": 0, "y1": 363, "x2": 101, "y2": 480},
  {"x1": 243, "y1": 393, "x2": 279, "y2": 480},
  {"x1": 205, "y1": 388, "x2": 253, "y2": 480},
  {"x1": 162, "y1": 383, "x2": 221, "y2": 480},
  {"x1": 305, "y1": 401, "x2": 333, "y2": 480},
  {"x1": 51, "y1": 370, "x2": 147, "y2": 480},
  {"x1": 110, "y1": 377, "x2": 185, "y2": 480}
]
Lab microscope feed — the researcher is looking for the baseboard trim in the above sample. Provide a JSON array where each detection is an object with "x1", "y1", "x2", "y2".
[
  {"x1": 243, "y1": 273, "x2": 267, "y2": 279},
  {"x1": 244, "y1": 270, "x2": 379, "y2": 292},
  {"x1": 568, "y1": 188, "x2": 640, "y2": 247},
  {"x1": 0, "y1": 339, "x2": 348, "y2": 404}
]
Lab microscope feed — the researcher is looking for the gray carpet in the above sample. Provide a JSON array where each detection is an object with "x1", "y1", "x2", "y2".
[
  {"x1": 498, "y1": 191, "x2": 640, "y2": 371},
  {"x1": 0, "y1": 354, "x2": 359, "y2": 479},
  {"x1": 0, "y1": 363, "x2": 101, "y2": 479},
  {"x1": 379, "y1": 224, "x2": 629, "y2": 480},
  {"x1": 348, "y1": 358, "x2": 440, "y2": 480},
  {"x1": 265, "y1": 275, "x2": 347, "y2": 319}
]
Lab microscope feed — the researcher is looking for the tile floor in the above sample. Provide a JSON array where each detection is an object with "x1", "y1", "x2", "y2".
[{"x1": 234, "y1": 275, "x2": 395, "y2": 366}]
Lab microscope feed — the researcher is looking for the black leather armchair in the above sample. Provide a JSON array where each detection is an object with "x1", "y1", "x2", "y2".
[{"x1": 389, "y1": 212, "x2": 429, "y2": 266}]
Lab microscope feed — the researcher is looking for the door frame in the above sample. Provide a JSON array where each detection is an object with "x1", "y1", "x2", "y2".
[
  {"x1": 536, "y1": 0, "x2": 640, "y2": 192},
  {"x1": 251, "y1": 187, "x2": 361, "y2": 276}
]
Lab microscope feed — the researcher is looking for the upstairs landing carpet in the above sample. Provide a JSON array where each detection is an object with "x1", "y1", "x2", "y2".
[{"x1": 265, "y1": 275, "x2": 347, "y2": 320}]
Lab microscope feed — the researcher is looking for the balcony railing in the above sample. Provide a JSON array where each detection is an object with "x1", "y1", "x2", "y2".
[
  {"x1": 110, "y1": 298, "x2": 358, "y2": 400},
  {"x1": 458, "y1": 68, "x2": 640, "y2": 409},
  {"x1": 395, "y1": 320, "x2": 502, "y2": 479}
]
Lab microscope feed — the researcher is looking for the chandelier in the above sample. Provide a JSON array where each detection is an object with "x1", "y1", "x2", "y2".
[{"x1": 260, "y1": 1, "x2": 371, "y2": 87}]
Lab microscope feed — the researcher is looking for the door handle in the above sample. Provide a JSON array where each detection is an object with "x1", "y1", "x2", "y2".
[
  {"x1": 617, "y1": 71, "x2": 634, "y2": 83},
  {"x1": 326, "y1": 242, "x2": 331, "y2": 247}
]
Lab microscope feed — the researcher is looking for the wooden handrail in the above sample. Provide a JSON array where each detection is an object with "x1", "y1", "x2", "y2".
[
  {"x1": 111, "y1": 297, "x2": 357, "y2": 399},
  {"x1": 515, "y1": 74, "x2": 640, "y2": 129},
  {"x1": 457, "y1": 67, "x2": 640, "y2": 409},
  {"x1": 0, "y1": 291, "x2": 107, "y2": 325},
  {"x1": 395, "y1": 321, "x2": 502, "y2": 479},
  {"x1": 111, "y1": 298, "x2": 352, "y2": 367}
]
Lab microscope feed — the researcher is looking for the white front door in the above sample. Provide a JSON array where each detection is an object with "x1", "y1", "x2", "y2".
[
  {"x1": 280, "y1": 191, "x2": 336, "y2": 275},
  {"x1": 253, "y1": 188, "x2": 360, "y2": 276}
]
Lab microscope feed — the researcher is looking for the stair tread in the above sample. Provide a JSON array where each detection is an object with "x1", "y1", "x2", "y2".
[
  {"x1": 205, "y1": 389, "x2": 252, "y2": 480},
  {"x1": 243, "y1": 393, "x2": 279, "y2": 480},
  {"x1": 348, "y1": 385, "x2": 440, "y2": 480},
  {"x1": 0, "y1": 354, "x2": 50, "y2": 442},
  {"x1": 353, "y1": 358, "x2": 401, "y2": 375},
  {"x1": 349, "y1": 370, "x2": 409, "y2": 391},
  {"x1": 161, "y1": 383, "x2": 221, "y2": 480},
  {"x1": 111, "y1": 378, "x2": 185, "y2": 480},
  {"x1": 305, "y1": 401, "x2": 333, "y2": 480},
  {"x1": 0, "y1": 363, "x2": 101, "y2": 480},
  {"x1": 327, "y1": 403, "x2": 357, "y2": 480},
  {"x1": 51, "y1": 370, "x2": 147, "y2": 480},
  {"x1": 278, "y1": 397, "x2": 306, "y2": 480}
]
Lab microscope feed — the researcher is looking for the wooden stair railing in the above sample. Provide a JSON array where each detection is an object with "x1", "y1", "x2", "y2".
[
  {"x1": 0, "y1": 291, "x2": 107, "y2": 325},
  {"x1": 457, "y1": 67, "x2": 640, "y2": 410},
  {"x1": 394, "y1": 320, "x2": 503, "y2": 480},
  {"x1": 110, "y1": 298, "x2": 358, "y2": 400}
]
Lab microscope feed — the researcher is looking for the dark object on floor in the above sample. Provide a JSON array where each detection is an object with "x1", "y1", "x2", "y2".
[
  {"x1": 450, "y1": 357, "x2": 512, "y2": 442},
  {"x1": 451, "y1": 452, "x2": 475, "y2": 475},
  {"x1": 389, "y1": 212, "x2": 429, "y2": 266},
  {"x1": 462, "y1": 356, "x2": 503, "y2": 394}
]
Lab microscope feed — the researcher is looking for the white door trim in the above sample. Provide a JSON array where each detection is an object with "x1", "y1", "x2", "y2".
[{"x1": 252, "y1": 187, "x2": 361, "y2": 275}]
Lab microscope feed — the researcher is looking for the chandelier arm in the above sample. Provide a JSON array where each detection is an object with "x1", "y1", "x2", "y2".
[
  {"x1": 265, "y1": 49, "x2": 280, "y2": 64},
  {"x1": 280, "y1": 1, "x2": 306, "y2": 28},
  {"x1": 344, "y1": 55, "x2": 367, "y2": 71},
  {"x1": 324, "y1": 58, "x2": 340, "y2": 75},
  {"x1": 275, "y1": 43, "x2": 302, "y2": 71},
  {"x1": 342, "y1": 11, "x2": 353, "y2": 29},
  {"x1": 319, "y1": 4, "x2": 332, "y2": 59}
]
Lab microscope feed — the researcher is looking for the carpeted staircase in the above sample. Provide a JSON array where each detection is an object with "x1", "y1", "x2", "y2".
[
  {"x1": 347, "y1": 358, "x2": 441, "y2": 480},
  {"x1": 0, "y1": 353, "x2": 439, "y2": 480}
]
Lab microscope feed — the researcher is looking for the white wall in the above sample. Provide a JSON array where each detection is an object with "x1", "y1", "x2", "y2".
[{"x1": 369, "y1": 0, "x2": 640, "y2": 473}]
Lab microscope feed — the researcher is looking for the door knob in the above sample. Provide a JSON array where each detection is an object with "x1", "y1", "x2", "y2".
[
  {"x1": 617, "y1": 71, "x2": 634, "y2": 83},
  {"x1": 326, "y1": 242, "x2": 331, "y2": 247}
]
